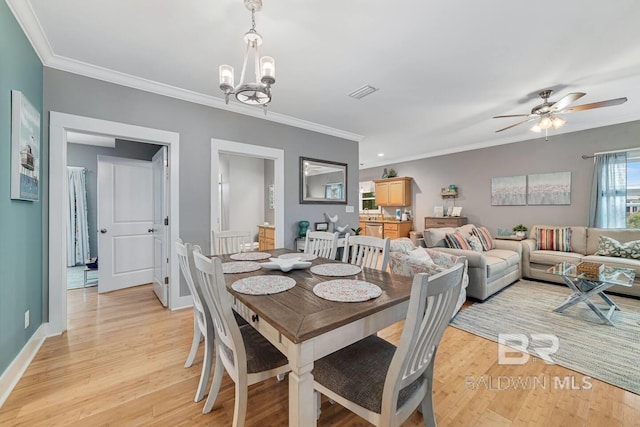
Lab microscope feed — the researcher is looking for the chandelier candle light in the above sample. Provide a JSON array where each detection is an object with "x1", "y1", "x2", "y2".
[{"x1": 219, "y1": 0, "x2": 275, "y2": 114}]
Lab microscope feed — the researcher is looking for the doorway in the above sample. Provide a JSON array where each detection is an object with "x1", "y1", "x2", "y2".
[
  {"x1": 210, "y1": 139, "x2": 285, "y2": 249},
  {"x1": 49, "y1": 112, "x2": 185, "y2": 336}
]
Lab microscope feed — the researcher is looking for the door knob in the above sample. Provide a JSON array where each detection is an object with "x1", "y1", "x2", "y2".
[
  {"x1": 148, "y1": 228, "x2": 155, "y2": 233},
  {"x1": 100, "y1": 229, "x2": 107, "y2": 234}
]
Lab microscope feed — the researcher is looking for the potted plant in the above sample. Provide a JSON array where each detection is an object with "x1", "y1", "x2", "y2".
[
  {"x1": 351, "y1": 226, "x2": 362, "y2": 236},
  {"x1": 512, "y1": 224, "x2": 528, "y2": 238}
]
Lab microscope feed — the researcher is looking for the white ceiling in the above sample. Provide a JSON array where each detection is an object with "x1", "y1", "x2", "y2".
[{"x1": 10, "y1": 0, "x2": 640, "y2": 168}]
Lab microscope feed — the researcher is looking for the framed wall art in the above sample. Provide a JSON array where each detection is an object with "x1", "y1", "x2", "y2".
[
  {"x1": 491, "y1": 175, "x2": 526, "y2": 206},
  {"x1": 11, "y1": 90, "x2": 40, "y2": 201},
  {"x1": 527, "y1": 172, "x2": 571, "y2": 205},
  {"x1": 314, "y1": 222, "x2": 329, "y2": 231}
]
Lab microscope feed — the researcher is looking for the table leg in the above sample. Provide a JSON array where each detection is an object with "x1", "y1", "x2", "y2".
[
  {"x1": 288, "y1": 341, "x2": 316, "y2": 427},
  {"x1": 556, "y1": 276, "x2": 617, "y2": 325}
]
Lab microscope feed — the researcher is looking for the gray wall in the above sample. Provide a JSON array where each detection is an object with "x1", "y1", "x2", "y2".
[
  {"x1": 360, "y1": 120, "x2": 640, "y2": 235},
  {"x1": 43, "y1": 68, "x2": 359, "y2": 303},
  {"x1": 67, "y1": 140, "x2": 162, "y2": 258}
]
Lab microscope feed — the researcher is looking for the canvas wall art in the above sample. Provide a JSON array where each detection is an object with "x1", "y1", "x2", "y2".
[
  {"x1": 11, "y1": 90, "x2": 40, "y2": 201},
  {"x1": 527, "y1": 172, "x2": 571, "y2": 205},
  {"x1": 491, "y1": 175, "x2": 526, "y2": 206}
]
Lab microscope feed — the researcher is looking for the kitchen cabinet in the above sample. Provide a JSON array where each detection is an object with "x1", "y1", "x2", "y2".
[
  {"x1": 258, "y1": 225, "x2": 275, "y2": 250},
  {"x1": 358, "y1": 221, "x2": 366, "y2": 236},
  {"x1": 373, "y1": 177, "x2": 412, "y2": 207},
  {"x1": 424, "y1": 217, "x2": 468, "y2": 229},
  {"x1": 383, "y1": 222, "x2": 412, "y2": 240}
]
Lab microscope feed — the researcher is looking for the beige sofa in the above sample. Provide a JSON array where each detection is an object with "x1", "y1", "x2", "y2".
[
  {"x1": 413, "y1": 225, "x2": 522, "y2": 301},
  {"x1": 522, "y1": 225, "x2": 640, "y2": 298}
]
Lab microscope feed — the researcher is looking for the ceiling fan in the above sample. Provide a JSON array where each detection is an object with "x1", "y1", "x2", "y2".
[{"x1": 493, "y1": 89, "x2": 628, "y2": 140}]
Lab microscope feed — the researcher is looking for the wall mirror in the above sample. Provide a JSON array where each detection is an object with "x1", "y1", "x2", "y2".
[{"x1": 300, "y1": 157, "x2": 347, "y2": 204}]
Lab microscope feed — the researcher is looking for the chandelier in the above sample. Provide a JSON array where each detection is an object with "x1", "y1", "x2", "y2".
[{"x1": 219, "y1": 0, "x2": 275, "y2": 114}]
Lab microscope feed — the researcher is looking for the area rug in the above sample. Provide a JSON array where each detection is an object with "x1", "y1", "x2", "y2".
[{"x1": 450, "y1": 280, "x2": 640, "y2": 395}]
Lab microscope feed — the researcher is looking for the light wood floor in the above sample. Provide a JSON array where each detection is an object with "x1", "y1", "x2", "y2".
[{"x1": 1, "y1": 285, "x2": 639, "y2": 426}]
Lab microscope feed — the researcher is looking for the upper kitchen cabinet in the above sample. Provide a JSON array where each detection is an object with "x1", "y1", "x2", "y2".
[{"x1": 374, "y1": 177, "x2": 412, "y2": 207}]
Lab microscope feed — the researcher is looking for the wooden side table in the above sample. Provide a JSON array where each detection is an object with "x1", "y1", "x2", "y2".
[
  {"x1": 424, "y1": 216, "x2": 468, "y2": 229},
  {"x1": 494, "y1": 235, "x2": 526, "y2": 241}
]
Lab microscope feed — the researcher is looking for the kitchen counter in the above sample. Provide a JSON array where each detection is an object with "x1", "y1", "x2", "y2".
[{"x1": 359, "y1": 218, "x2": 412, "y2": 224}]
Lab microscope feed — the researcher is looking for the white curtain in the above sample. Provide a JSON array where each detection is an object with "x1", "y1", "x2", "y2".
[
  {"x1": 588, "y1": 152, "x2": 627, "y2": 228},
  {"x1": 67, "y1": 167, "x2": 90, "y2": 266}
]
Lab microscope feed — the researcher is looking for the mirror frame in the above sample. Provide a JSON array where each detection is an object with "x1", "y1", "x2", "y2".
[{"x1": 299, "y1": 157, "x2": 348, "y2": 204}]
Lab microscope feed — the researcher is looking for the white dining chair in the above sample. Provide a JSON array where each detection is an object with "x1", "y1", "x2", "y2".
[
  {"x1": 304, "y1": 230, "x2": 339, "y2": 259},
  {"x1": 175, "y1": 238, "x2": 213, "y2": 403},
  {"x1": 192, "y1": 248, "x2": 290, "y2": 425},
  {"x1": 312, "y1": 259, "x2": 466, "y2": 427},
  {"x1": 342, "y1": 235, "x2": 391, "y2": 271},
  {"x1": 211, "y1": 229, "x2": 253, "y2": 255}
]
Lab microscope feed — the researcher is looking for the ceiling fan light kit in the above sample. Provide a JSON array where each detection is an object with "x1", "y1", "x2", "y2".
[
  {"x1": 219, "y1": 0, "x2": 275, "y2": 114},
  {"x1": 494, "y1": 89, "x2": 628, "y2": 140}
]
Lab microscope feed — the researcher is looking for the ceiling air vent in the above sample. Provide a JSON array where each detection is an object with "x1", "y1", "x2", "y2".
[{"x1": 347, "y1": 84, "x2": 379, "y2": 99}]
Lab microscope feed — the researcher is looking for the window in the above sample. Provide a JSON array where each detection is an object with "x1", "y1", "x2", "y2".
[
  {"x1": 626, "y1": 152, "x2": 640, "y2": 227},
  {"x1": 359, "y1": 181, "x2": 380, "y2": 213}
]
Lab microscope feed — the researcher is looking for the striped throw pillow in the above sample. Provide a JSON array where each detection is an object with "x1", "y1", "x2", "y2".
[
  {"x1": 472, "y1": 226, "x2": 494, "y2": 251},
  {"x1": 445, "y1": 233, "x2": 471, "y2": 250},
  {"x1": 536, "y1": 227, "x2": 572, "y2": 252}
]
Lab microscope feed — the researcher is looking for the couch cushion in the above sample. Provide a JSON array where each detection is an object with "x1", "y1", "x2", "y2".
[
  {"x1": 593, "y1": 235, "x2": 640, "y2": 259},
  {"x1": 530, "y1": 250, "x2": 583, "y2": 266},
  {"x1": 485, "y1": 249, "x2": 520, "y2": 269},
  {"x1": 583, "y1": 255, "x2": 640, "y2": 275},
  {"x1": 587, "y1": 228, "x2": 640, "y2": 256},
  {"x1": 536, "y1": 227, "x2": 572, "y2": 251},
  {"x1": 530, "y1": 225, "x2": 587, "y2": 255},
  {"x1": 424, "y1": 227, "x2": 455, "y2": 247},
  {"x1": 485, "y1": 256, "x2": 507, "y2": 277}
]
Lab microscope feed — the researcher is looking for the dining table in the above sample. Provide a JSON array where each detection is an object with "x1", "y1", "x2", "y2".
[{"x1": 219, "y1": 248, "x2": 414, "y2": 427}]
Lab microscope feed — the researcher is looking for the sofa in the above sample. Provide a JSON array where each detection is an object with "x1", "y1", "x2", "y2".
[
  {"x1": 522, "y1": 225, "x2": 640, "y2": 298},
  {"x1": 388, "y1": 238, "x2": 469, "y2": 315},
  {"x1": 412, "y1": 224, "x2": 522, "y2": 301}
]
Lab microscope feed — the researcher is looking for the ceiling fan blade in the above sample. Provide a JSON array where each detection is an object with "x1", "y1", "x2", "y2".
[
  {"x1": 493, "y1": 114, "x2": 536, "y2": 119},
  {"x1": 549, "y1": 92, "x2": 586, "y2": 112},
  {"x1": 563, "y1": 97, "x2": 628, "y2": 113},
  {"x1": 495, "y1": 118, "x2": 537, "y2": 133}
]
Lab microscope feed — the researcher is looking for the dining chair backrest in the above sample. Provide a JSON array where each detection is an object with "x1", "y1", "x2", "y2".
[
  {"x1": 192, "y1": 248, "x2": 247, "y2": 381},
  {"x1": 176, "y1": 238, "x2": 205, "y2": 315},
  {"x1": 382, "y1": 258, "x2": 465, "y2": 420},
  {"x1": 342, "y1": 235, "x2": 391, "y2": 271},
  {"x1": 304, "y1": 230, "x2": 339, "y2": 259},
  {"x1": 211, "y1": 229, "x2": 253, "y2": 255}
]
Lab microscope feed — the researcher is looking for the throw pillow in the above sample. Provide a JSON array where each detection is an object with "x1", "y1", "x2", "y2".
[
  {"x1": 389, "y1": 237, "x2": 415, "y2": 254},
  {"x1": 445, "y1": 233, "x2": 471, "y2": 250},
  {"x1": 467, "y1": 235, "x2": 484, "y2": 252},
  {"x1": 472, "y1": 226, "x2": 494, "y2": 251},
  {"x1": 536, "y1": 227, "x2": 572, "y2": 252},
  {"x1": 594, "y1": 235, "x2": 640, "y2": 259},
  {"x1": 409, "y1": 247, "x2": 434, "y2": 263}
]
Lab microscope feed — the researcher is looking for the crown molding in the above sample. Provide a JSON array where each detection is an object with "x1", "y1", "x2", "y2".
[{"x1": 7, "y1": 0, "x2": 364, "y2": 143}]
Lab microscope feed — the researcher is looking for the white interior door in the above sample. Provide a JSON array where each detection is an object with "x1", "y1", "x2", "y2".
[
  {"x1": 97, "y1": 156, "x2": 154, "y2": 293},
  {"x1": 152, "y1": 147, "x2": 168, "y2": 306}
]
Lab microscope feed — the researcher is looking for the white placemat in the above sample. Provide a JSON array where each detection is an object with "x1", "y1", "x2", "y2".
[
  {"x1": 229, "y1": 252, "x2": 272, "y2": 261},
  {"x1": 313, "y1": 280, "x2": 382, "y2": 302},
  {"x1": 231, "y1": 276, "x2": 296, "y2": 295},
  {"x1": 222, "y1": 261, "x2": 261, "y2": 274},
  {"x1": 310, "y1": 263, "x2": 362, "y2": 277},
  {"x1": 279, "y1": 253, "x2": 317, "y2": 261}
]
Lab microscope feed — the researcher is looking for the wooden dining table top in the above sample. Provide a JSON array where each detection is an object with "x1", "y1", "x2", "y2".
[{"x1": 218, "y1": 248, "x2": 413, "y2": 344}]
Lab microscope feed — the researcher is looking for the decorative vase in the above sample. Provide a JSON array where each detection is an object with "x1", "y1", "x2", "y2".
[
  {"x1": 298, "y1": 220, "x2": 310, "y2": 238},
  {"x1": 515, "y1": 231, "x2": 525, "y2": 238},
  {"x1": 382, "y1": 168, "x2": 389, "y2": 179}
]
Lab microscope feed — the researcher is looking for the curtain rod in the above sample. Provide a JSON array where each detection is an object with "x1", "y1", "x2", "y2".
[{"x1": 581, "y1": 147, "x2": 640, "y2": 159}]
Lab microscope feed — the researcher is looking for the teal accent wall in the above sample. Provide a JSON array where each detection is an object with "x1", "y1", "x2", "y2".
[{"x1": 0, "y1": 2, "x2": 44, "y2": 375}]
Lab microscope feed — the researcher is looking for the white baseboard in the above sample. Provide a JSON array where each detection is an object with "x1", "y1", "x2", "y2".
[{"x1": 0, "y1": 323, "x2": 48, "y2": 408}]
